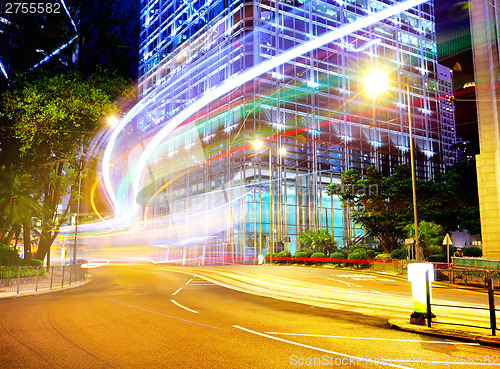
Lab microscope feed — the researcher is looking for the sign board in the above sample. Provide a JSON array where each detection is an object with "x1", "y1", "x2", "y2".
[
  {"x1": 442, "y1": 233, "x2": 452, "y2": 246},
  {"x1": 405, "y1": 238, "x2": 415, "y2": 245}
]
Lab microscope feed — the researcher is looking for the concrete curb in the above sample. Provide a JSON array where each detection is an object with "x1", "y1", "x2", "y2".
[
  {"x1": 0, "y1": 275, "x2": 94, "y2": 300},
  {"x1": 388, "y1": 319, "x2": 500, "y2": 347}
]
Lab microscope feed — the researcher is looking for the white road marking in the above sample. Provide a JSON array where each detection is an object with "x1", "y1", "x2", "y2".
[
  {"x1": 335, "y1": 274, "x2": 394, "y2": 282},
  {"x1": 186, "y1": 278, "x2": 193, "y2": 285},
  {"x1": 233, "y1": 325, "x2": 412, "y2": 369},
  {"x1": 106, "y1": 298, "x2": 226, "y2": 330},
  {"x1": 172, "y1": 288, "x2": 183, "y2": 296},
  {"x1": 189, "y1": 283, "x2": 216, "y2": 286},
  {"x1": 171, "y1": 299, "x2": 199, "y2": 314},
  {"x1": 327, "y1": 278, "x2": 361, "y2": 288},
  {"x1": 263, "y1": 332, "x2": 480, "y2": 346},
  {"x1": 276, "y1": 279, "x2": 303, "y2": 285}
]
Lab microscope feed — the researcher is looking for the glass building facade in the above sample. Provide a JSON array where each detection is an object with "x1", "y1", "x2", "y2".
[{"x1": 134, "y1": 0, "x2": 455, "y2": 262}]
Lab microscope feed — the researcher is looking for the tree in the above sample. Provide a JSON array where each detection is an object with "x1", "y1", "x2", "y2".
[
  {"x1": 326, "y1": 166, "x2": 408, "y2": 253},
  {"x1": 405, "y1": 221, "x2": 445, "y2": 261},
  {"x1": 326, "y1": 164, "x2": 475, "y2": 254},
  {"x1": 298, "y1": 229, "x2": 337, "y2": 256},
  {"x1": 0, "y1": 70, "x2": 132, "y2": 263}
]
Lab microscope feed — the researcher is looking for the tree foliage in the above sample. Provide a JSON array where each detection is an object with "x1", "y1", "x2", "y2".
[
  {"x1": 298, "y1": 229, "x2": 337, "y2": 256},
  {"x1": 405, "y1": 221, "x2": 445, "y2": 261},
  {"x1": 326, "y1": 163, "x2": 479, "y2": 253},
  {"x1": 0, "y1": 70, "x2": 132, "y2": 263}
]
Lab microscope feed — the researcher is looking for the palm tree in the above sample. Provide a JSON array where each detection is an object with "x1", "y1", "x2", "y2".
[
  {"x1": 0, "y1": 165, "x2": 42, "y2": 262},
  {"x1": 298, "y1": 229, "x2": 337, "y2": 256},
  {"x1": 405, "y1": 221, "x2": 445, "y2": 261}
]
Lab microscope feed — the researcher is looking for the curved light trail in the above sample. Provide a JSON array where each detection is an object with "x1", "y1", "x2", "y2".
[{"x1": 101, "y1": 0, "x2": 428, "y2": 224}]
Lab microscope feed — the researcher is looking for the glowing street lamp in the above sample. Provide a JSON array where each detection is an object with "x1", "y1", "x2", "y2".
[
  {"x1": 363, "y1": 70, "x2": 420, "y2": 262},
  {"x1": 107, "y1": 116, "x2": 119, "y2": 126}
]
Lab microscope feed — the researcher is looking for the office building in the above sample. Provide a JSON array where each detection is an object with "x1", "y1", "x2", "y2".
[{"x1": 135, "y1": 0, "x2": 454, "y2": 261}]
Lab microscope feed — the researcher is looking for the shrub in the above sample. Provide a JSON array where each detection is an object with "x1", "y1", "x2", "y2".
[
  {"x1": 390, "y1": 247, "x2": 408, "y2": 260},
  {"x1": 330, "y1": 252, "x2": 345, "y2": 266},
  {"x1": 428, "y1": 254, "x2": 446, "y2": 263},
  {"x1": 463, "y1": 247, "x2": 483, "y2": 257},
  {"x1": 348, "y1": 252, "x2": 362, "y2": 260},
  {"x1": 264, "y1": 252, "x2": 279, "y2": 263},
  {"x1": 310, "y1": 252, "x2": 327, "y2": 264},
  {"x1": 30, "y1": 259, "x2": 43, "y2": 267},
  {"x1": 276, "y1": 250, "x2": 292, "y2": 264},
  {"x1": 0, "y1": 245, "x2": 22, "y2": 266},
  {"x1": 366, "y1": 250, "x2": 376, "y2": 260},
  {"x1": 348, "y1": 244, "x2": 367, "y2": 253},
  {"x1": 347, "y1": 252, "x2": 367, "y2": 268},
  {"x1": 294, "y1": 251, "x2": 308, "y2": 259}
]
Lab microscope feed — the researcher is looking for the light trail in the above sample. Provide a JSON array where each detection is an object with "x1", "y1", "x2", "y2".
[{"x1": 102, "y1": 0, "x2": 429, "y2": 217}]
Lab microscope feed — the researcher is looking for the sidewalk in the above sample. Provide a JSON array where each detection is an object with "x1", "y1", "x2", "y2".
[
  {"x1": 388, "y1": 319, "x2": 500, "y2": 347},
  {"x1": 165, "y1": 265, "x2": 500, "y2": 347},
  {"x1": 0, "y1": 275, "x2": 93, "y2": 300}
]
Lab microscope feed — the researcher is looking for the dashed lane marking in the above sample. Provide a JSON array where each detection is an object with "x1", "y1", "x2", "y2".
[{"x1": 171, "y1": 299, "x2": 199, "y2": 314}]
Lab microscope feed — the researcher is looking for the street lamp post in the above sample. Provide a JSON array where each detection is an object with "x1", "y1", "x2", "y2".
[
  {"x1": 364, "y1": 71, "x2": 420, "y2": 261},
  {"x1": 406, "y1": 82, "x2": 420, "y2": 262}
]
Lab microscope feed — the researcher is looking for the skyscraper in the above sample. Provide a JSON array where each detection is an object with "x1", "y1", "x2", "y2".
[{"x1": 133, "y1": 0, "x2": 454, "y2": 261}]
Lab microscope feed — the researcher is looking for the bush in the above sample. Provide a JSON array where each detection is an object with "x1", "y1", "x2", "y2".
[
  {"x1": 330, "y1": 252, "x2": 345, "y2": 266},
  {"x1": 348, "y1": 244, "x2": 367, "y2": 253},
  {"x1": 366, "y1": 250, "x2": 376, "y2": 260},
  {"x1": 293, "y1": 251, "x2": 307, "y2": 259},
  {"x1": 264, "y1": 252, "x2": 279, "y2": 263},
  {"x1": 348, "y1": 252, "x2": 362, "y2": 260},
  {"x1": 310, "y1": 252, "x2": 327, "y2": 264},
  {"x1": 428, "y1": 254, "x2": 446, "y2": 262},
  {"x1": 0, "y1": 245, "x2": 22, "y2": 266},
  {"x1": 30, "y1": 259, "x2": 43, "y2": 267},
  {"x1": 390, "y1": 247, "x2": 408, "y2": 260},
  {"x1": 276, "y1": 250, "x2": 292, "y2": 264},
  {"x1": 463, "y1": 247, "x2": 483, "y2": 257}
]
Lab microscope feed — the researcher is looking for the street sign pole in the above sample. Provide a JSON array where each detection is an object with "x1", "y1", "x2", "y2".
[{"x1": 442, "y1": 233, "x2": 452, "y2": 265}]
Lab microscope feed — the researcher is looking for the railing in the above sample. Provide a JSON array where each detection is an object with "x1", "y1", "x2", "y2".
[
  {"x1": 426, "y1": 271, "x2": 498, "y2": 336},
  {"x1": 433, "y1": 264, "x2": 500, "y2": 288},
  {"x1": 0, "y1": 264, "x2": 88, "y2": 295}
]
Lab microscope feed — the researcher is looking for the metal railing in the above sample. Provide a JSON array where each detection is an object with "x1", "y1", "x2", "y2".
[
  {"x1": 0, "y1": 264, "x2": 88, "y2": 295},
  {"x1": 433, "y1": 264, "x2": 500, "y2": 288},
  {"x1": 426, "y1": 271, "x2": 498, "y2": 336}
]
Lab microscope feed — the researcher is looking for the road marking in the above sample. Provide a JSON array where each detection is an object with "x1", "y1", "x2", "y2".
[
  {"x1": 171, "y1": 299, "x2": 199, "y2": 314},
  {"x1": 106, "y1": 298, "x2": 226, "y2": 330},
  {"x1": 334, "y1": 274, "x2": 394, "y2": 282},
  {"x1": 327, "y1": 278, "x2": 361, "y2": 288},
  {"x1": 263, "y1": 332, "x2": 479, "y2": 346},
  {"x1": 233, "y1": 325, "x2": 412, "y2": 369},
  {"x1": 186, "y1": 278, "x2": 193, "y2": 285},
  {"x1": 172, "y1": 288, "x2": 183, "y2": 296},
  {"x1": 276, "y1": 279, "x2": 303, "y2": 285}
]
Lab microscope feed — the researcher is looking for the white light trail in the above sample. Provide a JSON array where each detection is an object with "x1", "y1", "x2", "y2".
[{"x1": 103, "y1": 0, "x2": 428, "y2": 216}]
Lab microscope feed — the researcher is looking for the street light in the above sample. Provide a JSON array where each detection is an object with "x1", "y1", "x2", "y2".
[
  {"x1": 363, "y1": 70, "x2": 421, "y2": 262},
  {"x1": 252, "y1": 140, "x2": 286, "y2": 264}
]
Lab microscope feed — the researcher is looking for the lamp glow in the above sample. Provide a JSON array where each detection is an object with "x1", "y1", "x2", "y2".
[{"x1": 364, "y1": 70, "x2": 389, "y2": 95}]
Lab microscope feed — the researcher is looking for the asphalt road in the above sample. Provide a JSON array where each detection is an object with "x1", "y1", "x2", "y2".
[{"x1": 0, "y1": 266, "x2": 498, "y2": 368}]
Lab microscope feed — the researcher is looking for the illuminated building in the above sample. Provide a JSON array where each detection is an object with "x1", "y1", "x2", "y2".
[
  {"x1": 135, "y1": 0, "x2": 455, "y2": 260},
  {"x1": 470, "y1": 0, "x2": 500, "y2": 259}
]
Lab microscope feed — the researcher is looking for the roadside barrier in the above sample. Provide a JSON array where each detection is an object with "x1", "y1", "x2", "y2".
[
  {"x1": 0, "y1": 264, "x2": 88, "y2": 295},
  {"x1": 426, "y1": 271, "x2": 498, "y2": 336}
]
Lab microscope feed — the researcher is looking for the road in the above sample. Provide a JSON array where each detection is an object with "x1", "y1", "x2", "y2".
[{"x1": 0, "y1": 265, "x2": 498, "y2": 368}]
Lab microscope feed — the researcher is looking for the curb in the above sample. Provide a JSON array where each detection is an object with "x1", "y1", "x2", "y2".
[
  {"x1": 388, "y1": 319, "x2": 500, "y2": 347},
  {"x1": 0, "y1": 275, "x2": 94, "y2": 300}
]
